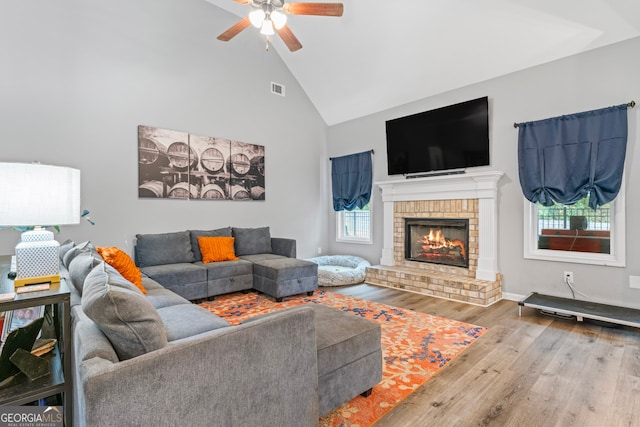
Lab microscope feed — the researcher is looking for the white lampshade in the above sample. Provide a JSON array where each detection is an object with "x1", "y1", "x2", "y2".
[
  {"x1": 0, "y1": 162, "x2": 81, "y2": 287},
  {"x1": 0, "y1": 162, "x2": 81, "y2": 227},
  {"x1": 249, "y1": 9, "x2": 266, "y2": 28},
  {"x1": 270, "y1": 10, "x2": 287, "y2": 30},
  {"x1": 260, "y1": 19, "x2": 275, "y2": 35}
]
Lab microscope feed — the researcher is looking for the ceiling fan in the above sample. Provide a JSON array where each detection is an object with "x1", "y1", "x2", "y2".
[{"x1": 217, "y1": 0, "x2": 344, "y2": 52}]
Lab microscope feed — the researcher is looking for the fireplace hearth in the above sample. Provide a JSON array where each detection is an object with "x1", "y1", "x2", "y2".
[{"x1": 405, "y1": 218, "x2": 469, "y2": 268}]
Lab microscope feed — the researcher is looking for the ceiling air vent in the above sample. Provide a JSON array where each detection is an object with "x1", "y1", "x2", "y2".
[{"x1": 271, "y1": 82, "x2": 285, "y2": 97}]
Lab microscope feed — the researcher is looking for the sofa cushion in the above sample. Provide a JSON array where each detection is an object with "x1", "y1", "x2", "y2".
[
  {"x1": 67, "y1": 252, "x2": 103, "y2": 295},
  {"x1": 157, "y1": 304, "x2": 230, "y2": 341},
  {"x1": 141, "y1": 277, "x2": 165, "y2": 291},
  {"x1": 72, "y1": 307, "x2": 120, "y2": 364},
  {"x1": 189, "y1": 227, "x2": 232, "y2": 262},
  {"x1": 63, "y1": 240, "x2": 94, "y2": 268},
  {"x1": 239, "y1": 253, "x2": 288, "y2": 263},
  {"x1": 81, "y1": 262, "x2": 168, "y2": 360},
  {"x1": 135, "y1": 231, "x2": 195, "y2": 267},
  {"x1": 145, "y1": 287, "x2": 191, "y2": 309},
  {"x1": 232, "y1": 227, "x2": 272, "y2": 256},
  {"x1": 198, "y1": 236, "x2": 239, "y2": 263},
  {"x1": 140, "y1": 263, "x2": 207, "y2": 288},
  {"x1": 97, "y1": 246, "x2": 145, "y2": 293},
  {"x1": 195, "y1": 258, "x2": 253, "y2": 279}
]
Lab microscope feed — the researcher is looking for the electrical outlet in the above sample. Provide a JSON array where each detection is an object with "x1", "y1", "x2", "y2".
[
  {"x1": 563, "y1": 271, "x2": 574, "y2": 285},
  {"x1": 317, "y1": 247, "x2": 322, "y2": 255},
  {"x1": 630, "y1": 276, "x2": 640, "y2": 289}
]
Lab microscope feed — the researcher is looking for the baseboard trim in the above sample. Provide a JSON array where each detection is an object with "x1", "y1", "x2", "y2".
[{"x1": 501, "y1": 292, "x2": 526, "y2": 302}]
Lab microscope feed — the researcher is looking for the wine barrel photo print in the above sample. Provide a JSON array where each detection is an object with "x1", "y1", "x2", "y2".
[{"x1": 138, "y1": 125, "x2": 265, "y2": 200}]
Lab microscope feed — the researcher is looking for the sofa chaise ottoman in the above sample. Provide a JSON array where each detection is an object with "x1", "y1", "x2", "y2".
[
  {"x1": 312, "y1": 305, "x2": 382, "y2": 415},
  {"x1": 245, "y1": 303, "x2": 382, "y2": 416},
  {"x1": 252, "y1": 257, "x2": 318, "y2": 302}
]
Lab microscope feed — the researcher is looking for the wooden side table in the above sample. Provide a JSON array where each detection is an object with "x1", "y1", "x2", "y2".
[{"x1": 0, "y1": 255, "x2": 72, "y2": 426}]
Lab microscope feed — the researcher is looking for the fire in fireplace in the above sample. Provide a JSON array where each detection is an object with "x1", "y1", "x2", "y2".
[{"x1": 405, "y1": 218, "x2": 469, "y2": 268}]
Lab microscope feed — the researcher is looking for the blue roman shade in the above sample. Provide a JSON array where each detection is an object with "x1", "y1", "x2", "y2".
[
  {"x1": 518, "y1": 104, "x2": 628, "y2": 209},
  {"x1": 331, "y1": 151, "x2": 372, "y2": 212}
]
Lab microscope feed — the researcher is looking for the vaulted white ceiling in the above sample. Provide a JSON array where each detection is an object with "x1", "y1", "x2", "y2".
[{"x1": 205, "y1": 0, "x2": 640, "y2": 125}]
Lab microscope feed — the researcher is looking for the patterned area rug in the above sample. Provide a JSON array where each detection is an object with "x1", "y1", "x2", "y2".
[{"x1": 199, "y1": 290, "x2": 486, "y2": 426}]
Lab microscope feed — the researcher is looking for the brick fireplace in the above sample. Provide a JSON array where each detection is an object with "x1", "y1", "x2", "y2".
[{"x1": 365, "y1": 171, "x2": 504, "y2": 306}]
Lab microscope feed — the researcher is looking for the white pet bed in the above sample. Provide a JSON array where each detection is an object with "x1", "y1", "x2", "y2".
[{"x1": 306, "y1": 255, "x2": 371, "y2": 287}]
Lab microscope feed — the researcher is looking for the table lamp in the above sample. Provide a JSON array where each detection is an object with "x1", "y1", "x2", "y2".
[{"x1": 0, "y1": 162, "x2": 80, "y2": 287}]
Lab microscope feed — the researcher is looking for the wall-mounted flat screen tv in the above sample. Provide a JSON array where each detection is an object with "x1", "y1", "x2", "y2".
[{"x1": 386, "y1": 96, "x2": 489, "y2": 176}]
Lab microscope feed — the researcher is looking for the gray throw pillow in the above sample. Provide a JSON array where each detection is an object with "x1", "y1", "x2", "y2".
[
  {"x1": 67, "y1": 252, "x2": 103, "y2": 295},
  {"x1": 189, "y1": 227, "x2": 232, "y2": 261},
  {"x1": 63, "y1": 241, "x2": 94, "y2": 269},
  {"x1": 135, "y1": 231, "x2": 195, "y2": 267},
  {"x1": 232, "y1": 227, "x2": 272, "y2": 256},
  {"x1": 81, "y1": 262, "x2": 168, "y2": 360},
  {"x1": 59, "y1": 239, "x2": 75, "y2": 263}
]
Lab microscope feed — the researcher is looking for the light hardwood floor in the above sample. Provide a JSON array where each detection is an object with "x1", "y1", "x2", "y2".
[{"x1": 330, "y1": 284, "x2": 640, "y2": 427}]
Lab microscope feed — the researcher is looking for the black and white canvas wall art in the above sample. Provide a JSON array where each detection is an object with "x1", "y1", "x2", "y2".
[
  {"x1": 138, "y1": 125, "x2": 265, "y2": 200},
  {"x1": 229, "y1": 141, "x2": 265, "y2": 200}
]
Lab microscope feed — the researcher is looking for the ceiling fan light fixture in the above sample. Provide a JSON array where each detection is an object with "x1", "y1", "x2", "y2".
[
  {"x1": 217, "y1": 1, "x2": 344, "y2": 52},
  {"x1": 270, "y1": 10, "x2": 287, "y2": 29},
  {"x1": 249, "y1": 9, "x2": 266, "y2": 28},
  {"x1": 260, "y1": 19, "x2": 275, "y2": 35}
]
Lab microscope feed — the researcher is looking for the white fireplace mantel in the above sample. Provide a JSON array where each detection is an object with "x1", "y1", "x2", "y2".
[{"x1": 376, "y1": 170, "x2": 504, "y2": 282}]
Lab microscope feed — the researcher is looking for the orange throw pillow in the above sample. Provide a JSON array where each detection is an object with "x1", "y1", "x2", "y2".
[
  {"x1": 198, "y1": 236, "x2": 239, "y2": 263},
  {"x1": 96, "y1": 246, "x2": 146, "y2": 294}
]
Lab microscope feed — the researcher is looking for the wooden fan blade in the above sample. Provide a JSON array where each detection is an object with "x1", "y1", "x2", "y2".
[
  {"x1": 283, "y1": 3, "x2": 344, "y2": 17},
  {"x1": 275, "y1": 25, "x2": 303, "y2": 52},
  {"x1": 233, "y1": 0, "x2": 252, "y2": 4},
  {"x1": 217, "y1": 16, "x2": 251, "y2": 42}
]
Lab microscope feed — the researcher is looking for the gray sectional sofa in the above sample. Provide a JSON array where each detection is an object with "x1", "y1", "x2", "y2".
[
  {"x1": 61, "y1": 236, "x2": 382, "y2": 427},
  {"x1": 134, "y1": 226, "x2": 318, "y2": 302}
]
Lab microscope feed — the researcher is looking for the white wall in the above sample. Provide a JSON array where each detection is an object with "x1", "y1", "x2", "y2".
[
  {"x1": 0, "y1": 0, "x2": 329, "y2": 259},
  {"x1": 327, "y1": 37, "x2": 640, "y2": 308}
]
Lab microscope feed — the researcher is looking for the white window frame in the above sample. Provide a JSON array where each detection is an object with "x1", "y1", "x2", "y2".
[
  {"x1": 336, "y1": 203, "x2": 372, "y2": 244},
  {"x1": 523, "y1": 181, "x2": 626, "y2": 267}
]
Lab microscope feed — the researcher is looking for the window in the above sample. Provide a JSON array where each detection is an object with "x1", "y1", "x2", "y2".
[
  {"x1": 523, "y1": 187, "x2": 625, "y2": 267},
  {"x1": 337, "y1": 203, "x2": 372, "y2": 244},
  {"x1": 537, "y1": 199, "x2": 611, "y2": 254}
]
